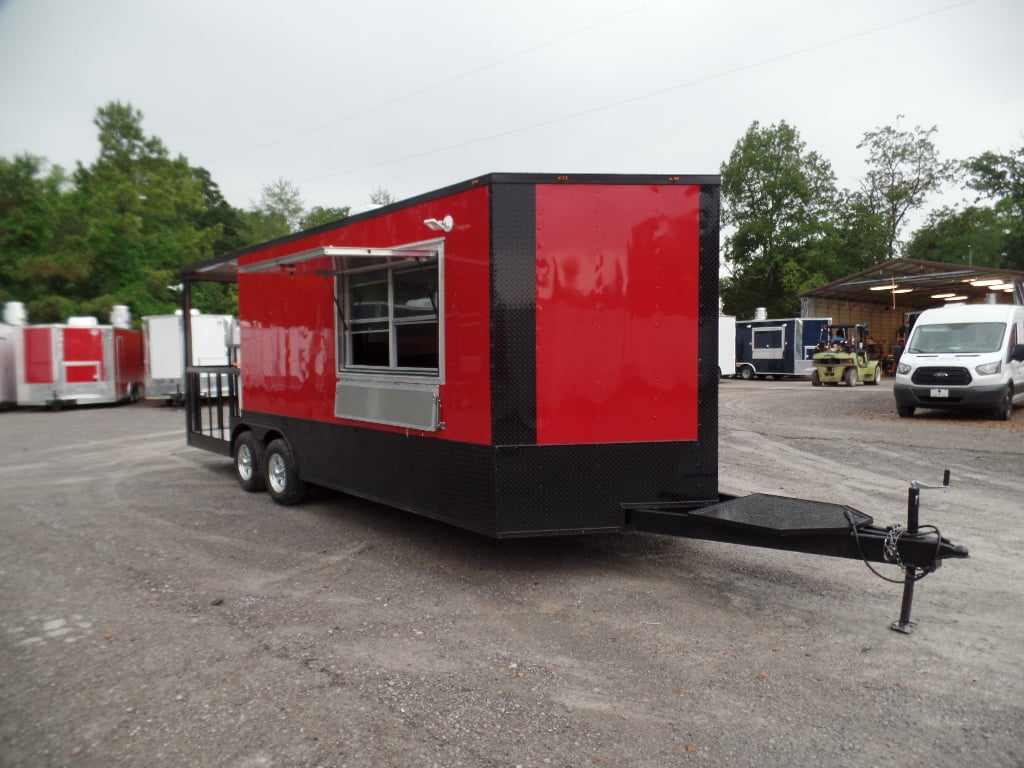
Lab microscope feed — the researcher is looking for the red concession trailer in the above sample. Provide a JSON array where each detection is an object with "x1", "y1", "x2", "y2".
[
  {"x1": 13, "y1": 310, "x2": 144, "y2": 408},
  {"x1": 182, "y1": 173, "x2": 966, "y2": 629}
]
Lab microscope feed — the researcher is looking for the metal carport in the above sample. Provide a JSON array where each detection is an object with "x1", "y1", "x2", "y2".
[{"x1": 798, "y1": 258, "x2": 1024, "y2": 369}]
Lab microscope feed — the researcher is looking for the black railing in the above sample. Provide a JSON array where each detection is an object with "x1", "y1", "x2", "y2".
[{"x1": 185, "y1": 365, "x2": 239, "y2": 455}]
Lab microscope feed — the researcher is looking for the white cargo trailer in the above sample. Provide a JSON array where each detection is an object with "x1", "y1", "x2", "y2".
[
  {"x1": 142, "y1": 312, "x2": 234, "y2": 405},
  {"x1": 718, "y1": 313, "x2": 736, "y2": 377},
  {"x1": 1, "y1": 302, "x2": 28, "y2": 407}
]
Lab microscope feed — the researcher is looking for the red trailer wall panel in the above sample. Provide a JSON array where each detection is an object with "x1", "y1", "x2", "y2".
[
  {"x1": 238, "y1": 185, "x2": 492, "y2": 445},
  {"x1": 62, "y1": 327, "x2": 104, "y2": 383},
  {"x1": 23, "y1": 327, "x2": 54, "y2": 384},
  {"x1": 534, "y1": 184, "x2": 700, "y2": 444},
  {"x1": 114, "y1": 328, "x2": 144, "y2": 390}
]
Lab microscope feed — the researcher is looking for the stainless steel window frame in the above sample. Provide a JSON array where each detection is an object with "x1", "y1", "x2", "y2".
[
  {"x1": 752, "y1": 326, "x2": 786, "y2": 360},
  {"x1": 336, "y1": 239, "x2": 444, "y2": 382}
]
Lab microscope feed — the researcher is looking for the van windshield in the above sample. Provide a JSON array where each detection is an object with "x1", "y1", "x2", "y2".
[{"x1": 906, "y1": 322, "x2": 1007, "y2": 354}]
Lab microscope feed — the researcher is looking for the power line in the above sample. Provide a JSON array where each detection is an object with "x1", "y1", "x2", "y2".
[
  {"x1": 214, "y1": 0, "x2": 661, "y2": 164},
  {"x1": 299, "y1": 0, "x2": 976, "y2": 185}
]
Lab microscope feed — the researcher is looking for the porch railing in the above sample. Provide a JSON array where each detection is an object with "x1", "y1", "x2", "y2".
[{"x1": 185, "y1": 365, "x2": 239, "y2": 456}]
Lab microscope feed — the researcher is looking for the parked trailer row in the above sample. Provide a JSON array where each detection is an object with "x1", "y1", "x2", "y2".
[
  {"x1": 0, "y1": 302, "x2": 235, "y2": 409},
  {"x1": 11, "y1": 306, "x2": 143, "y2": 408},
  {"x1": 181, "y1": 173, "x2": 967, "y2": 630}
]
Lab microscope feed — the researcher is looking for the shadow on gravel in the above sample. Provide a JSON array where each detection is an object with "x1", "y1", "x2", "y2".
[
  {"x1": 192, "y1": 461, "x2": 677, "y2": 578},
  {"x1": 279, "y1": 484, "x2": 849, "y2": 603},
  {"x1": 858, "y1": 404, "x2": 1023, "y2": 430},
  {"x1": 306, "y1": 484, "x2": 673, "y2": 572}
]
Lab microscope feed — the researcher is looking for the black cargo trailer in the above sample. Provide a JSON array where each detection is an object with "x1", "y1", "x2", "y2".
[{"x1": 735, "y1": 316, "x2": 831, "y2": 379}]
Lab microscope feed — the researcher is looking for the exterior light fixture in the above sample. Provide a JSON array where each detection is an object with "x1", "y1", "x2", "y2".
[
  {"x1": 892, "y1": 288, "x2": 913, "y2": 294},
  {"x1": 945, "y1": 295, "x2": 969, "y2": 302},
  {"x1": 969, "y1": 278, "x2": 1004, "y2": 287},
  {"x1": 869, "y1": 285, "x2": 894, "y2": 291},
  {"x1": 423, "y1": 215, "x2": 454, "y2": 232},
  {"x1": 931, "y1": 293, "x2": 956, "y2": 299}
]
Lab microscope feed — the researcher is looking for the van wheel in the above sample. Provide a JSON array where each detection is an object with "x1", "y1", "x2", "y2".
[
  {"x1": 994, "y1": 386, "x2": 1013, "y2": 421},
  {"x1": 738, "y1": 365, "x2": 754, "y2": 380},
  {"x1": 264, "y1": 438, "x2": 305, "y2": 506},
  {"x1": 234, "y1": 432, "x2": 265, "y2": 492},
  {"x1": 897, "y1": 403, "x2": 915, "y2": 418}
]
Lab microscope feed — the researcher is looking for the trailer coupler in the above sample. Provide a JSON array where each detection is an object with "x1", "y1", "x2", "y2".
[{"x1": 625, "y1": 471, "x2": 967, "y2": 632}]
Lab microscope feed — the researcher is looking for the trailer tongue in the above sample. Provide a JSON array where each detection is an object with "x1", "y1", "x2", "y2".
[{"x1": 627, "y1": 474, "x2": 967, "y2": 633}]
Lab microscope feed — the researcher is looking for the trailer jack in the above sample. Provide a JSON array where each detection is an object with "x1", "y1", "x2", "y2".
[{"x1": 626, "y1": 471, "x2": 968, "y2": 632}]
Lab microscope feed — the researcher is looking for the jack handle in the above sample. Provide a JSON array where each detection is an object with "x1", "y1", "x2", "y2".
[{"x1": 892, "y1": 469, "x2": 952, "y2": 634}]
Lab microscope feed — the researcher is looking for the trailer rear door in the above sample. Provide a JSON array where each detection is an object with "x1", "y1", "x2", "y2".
[
  {"x1": 22, "y1": 327, "x2": 55, "y2": 384},
  {"x1": 62, "y1": 327, "x2": 103, "y2": 384}
]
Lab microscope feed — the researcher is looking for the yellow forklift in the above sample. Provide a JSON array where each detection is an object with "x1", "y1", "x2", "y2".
[{"x1": 811, "y1": 324, "x2": 883, "y2": 386}]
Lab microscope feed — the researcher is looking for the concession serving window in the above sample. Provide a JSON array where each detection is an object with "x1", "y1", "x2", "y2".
[{"x1": 239, "y1": 243, "x2": 445, "y2": 431}]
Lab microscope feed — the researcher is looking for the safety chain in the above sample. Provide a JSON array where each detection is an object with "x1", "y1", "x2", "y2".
[{"x1": 883, "y1": 524, "x2": 905, "y2": 569}]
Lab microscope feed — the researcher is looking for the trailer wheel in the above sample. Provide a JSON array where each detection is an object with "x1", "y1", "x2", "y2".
[
  {"x1": 264, "y1": 438, "x2": 305, "y2": 506},
  {"x1": 738, "y1": 365, "x2": 754, "y2": 380},
  {"x1": 843, "y1": 367, "x2": 858, "y2": 387},
  {"x1": 234, "y1": 432, "x2": 265, "y2": 493},
  {"x1": 811, "y1": 370, "x2": 822, "y2": 387}
]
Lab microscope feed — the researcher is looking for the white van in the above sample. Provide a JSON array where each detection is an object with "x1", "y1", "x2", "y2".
[{"x1": 894, "y1": 303, "x2": 1024, "y2": 420}]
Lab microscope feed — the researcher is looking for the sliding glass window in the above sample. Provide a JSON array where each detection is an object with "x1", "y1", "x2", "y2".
[{"x1": 340, "y1": 253, "x2": 439, "y2": 374}]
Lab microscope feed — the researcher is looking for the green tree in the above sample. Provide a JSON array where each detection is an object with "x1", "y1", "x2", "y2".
[
  {"x1": 856, "y1": 117, "x2": 955, "y2": 259},
  {"x1": 242, "y1": 177, "x2": 304, "y2": 243},
  {"x1": 962, "y1": 146, "x2": 1024, "y2": 269},
  {"x1": 0, "y1": 154, "x2": 80, "y2": 317},
  {"x1": 191, "y1": 166, "x2": 246, "y2": 255},
  {"x1": 719, "y1": 120, "x2": 840, "y2": 318},
  {"x1": 70, "y1": 101, "x2": 219, "y2": 318},
  {"x1": 904, "y1": 205, "x2": 1005, "y2": 267},
  {"x1": 368, "y1": 187, "x2": 395, "y2": 206},
  {"x1": 1, "y1": 103, "x2": 246, "y2": 320},
  {"x1": 300, "y1": 205, "x2": 350, "y2": 230}
]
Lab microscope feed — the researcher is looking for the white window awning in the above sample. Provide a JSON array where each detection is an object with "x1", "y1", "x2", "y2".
[{"x1": 238, "y1": 246, "x2": 438, "y2": 276}]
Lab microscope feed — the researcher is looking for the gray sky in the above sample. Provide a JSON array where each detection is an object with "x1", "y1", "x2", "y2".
[{"x1": 1, "y1": 0, "x2": 1021, "y2": 226}]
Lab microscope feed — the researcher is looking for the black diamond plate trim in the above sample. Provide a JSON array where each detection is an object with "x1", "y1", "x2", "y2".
[
  {"x1": 698, "y1": 184, "x2": 721, "y2": 488},
  {"x1": 490, "y1": 182, "x2": 537, "y2": 446}
]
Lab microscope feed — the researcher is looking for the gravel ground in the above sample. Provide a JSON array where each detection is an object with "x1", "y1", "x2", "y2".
[{"x1": 0, "y1": 379, "x2": 1021, "y2": 768}]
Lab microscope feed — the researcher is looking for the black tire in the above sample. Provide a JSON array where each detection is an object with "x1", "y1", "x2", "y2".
[
  {"x1": 811, "y1": 369, "x2": 822, "y2": 387},
  {"x1": 897, "y1": 403, "x2": 915, "y2": 418},
  {"x1": 738, "y1": 365, "x2": 754, "y2": 381},
  {"x1": 843, "y1": 367, "x2": 858, "y2": 387},
  {"x1": 234, "y1": 432, "x2": 265, "y2": 492},
  {"x1": 264, "y1": 438, "x2": 305, "y2": 506},
  {"x1": 994, "y1": 386, "x2": 1013, "y2": 421}
]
